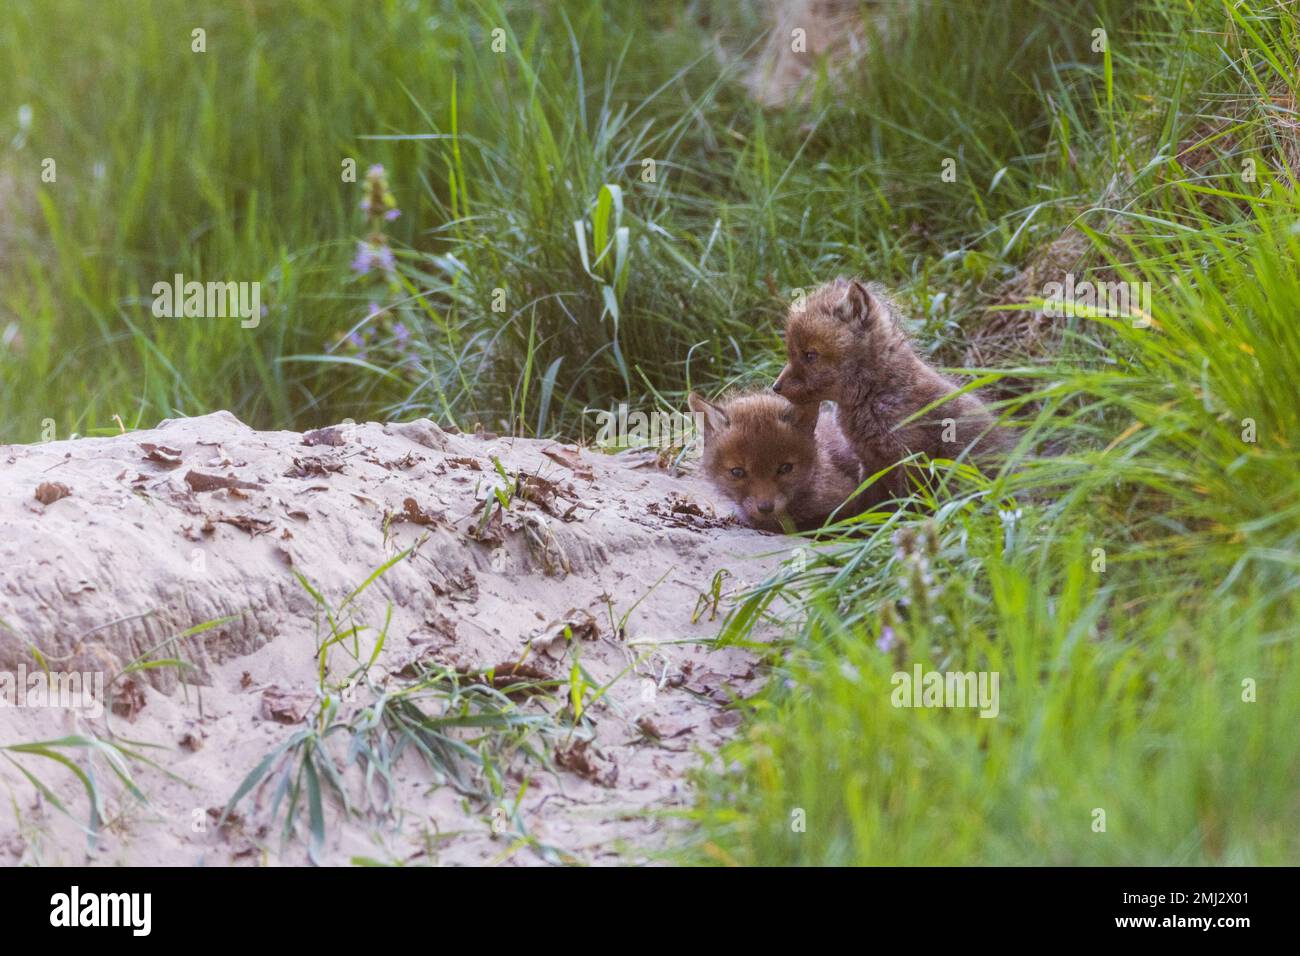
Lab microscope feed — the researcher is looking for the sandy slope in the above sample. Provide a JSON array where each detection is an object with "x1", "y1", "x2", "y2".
[{"x1": 0, "y1": 412, "x2": 802, "y2": 865}]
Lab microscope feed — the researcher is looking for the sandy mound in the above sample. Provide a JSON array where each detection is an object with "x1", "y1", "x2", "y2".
[{"x1": 0, "y1": 412, "x2": 801, "y2": 865}]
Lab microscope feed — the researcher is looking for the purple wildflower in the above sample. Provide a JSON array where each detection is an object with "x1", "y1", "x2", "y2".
[
  {"x1": 876, "y1": 626, "x2": 898, "y2": 654},
  {"x1": 393, "y1": 322, "x2": 410, "y2": 345},
  {"x1": 384, "y1": 208, "x2": 401, "y2": 221},
  {"x1": 351, "y1": 241, "x2": 376, "y2": 275},
  {"x1": 351, "y1": 242, "x2": 396, "y2": 275}
]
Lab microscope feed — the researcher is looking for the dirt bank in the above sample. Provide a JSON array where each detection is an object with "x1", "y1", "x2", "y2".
[{"x1": 0, "y1": 412, "x2": 803, "y2": 865}]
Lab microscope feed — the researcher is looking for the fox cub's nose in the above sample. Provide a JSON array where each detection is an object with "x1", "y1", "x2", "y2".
[
  {"x1": 756, "y1": 501, "x2": 775, "y2": 514},
  {"x1": 772, "y1": 379, "x2": 782, "y2": 393}
]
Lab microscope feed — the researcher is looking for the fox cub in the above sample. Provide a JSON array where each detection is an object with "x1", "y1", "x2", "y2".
[
  {"x1": 688, "y1": 391, "x2": 865, "y2": 533},
  {"x1": 774, "y1": 278, "x2": 1009, "y2": 502}
]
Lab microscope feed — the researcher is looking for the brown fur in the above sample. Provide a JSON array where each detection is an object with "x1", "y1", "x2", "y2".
[
  {"x1": 688, "y1": 391, "x2": 866, "y2": 533},
  {"x1": 774, "y1": 278, "x2": 1010, "y2": 502}
]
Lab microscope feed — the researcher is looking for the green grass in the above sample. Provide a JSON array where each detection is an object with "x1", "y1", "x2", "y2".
[
  {"x1": 0, "y1": 0, "x2": 1117, "y2": 437},
  {"x1": 679, "y1": 1, "x2": 1300, "y2": 864},
  {"x1": 3, "y1": 0, "x2": 1298, "y2": 865}
]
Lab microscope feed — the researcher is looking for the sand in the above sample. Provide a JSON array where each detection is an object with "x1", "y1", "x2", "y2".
[{"x1": 0, "y1": 411, "x2": 804, "y2": 865}]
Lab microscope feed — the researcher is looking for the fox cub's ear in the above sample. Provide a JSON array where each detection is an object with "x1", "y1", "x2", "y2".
[
  {"x1": 832, "y1": 278, "x2": 882, "y2": 329},
  {"x1": 688, "y1": 392, "x2": 729, "y2": 435},
  {"x1": 780, "y1": 399, "x2": 820, "y2": 432}
]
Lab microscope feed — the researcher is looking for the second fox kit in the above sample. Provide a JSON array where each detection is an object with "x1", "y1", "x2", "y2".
[
  {"x1": 774, "y1": 278, "x2": 1009, "y2": 502},
  {"x1": 688, "y1": 391, "x2": 864, "y2": 533}
]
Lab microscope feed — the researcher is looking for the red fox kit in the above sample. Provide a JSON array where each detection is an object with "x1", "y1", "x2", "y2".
[
  {"x1": 688, "y1": 391, "x2": 866, "y2": 532},
  {"x1": 773, "y1": 278, "x2": 1009, "y2": 502}
]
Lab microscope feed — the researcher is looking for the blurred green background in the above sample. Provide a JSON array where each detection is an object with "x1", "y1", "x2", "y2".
[{"x1": 0, "y1": 0, "x2": 1108, "y2": 440}]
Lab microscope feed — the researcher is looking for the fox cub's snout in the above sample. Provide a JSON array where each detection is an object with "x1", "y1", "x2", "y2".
[{"x1": 689, "y1": 391, "x2": 863, "y2": 533}]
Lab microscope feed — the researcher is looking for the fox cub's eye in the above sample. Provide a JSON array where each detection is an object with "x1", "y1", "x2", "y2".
[
  {"x1": 802, "y1": 350, "x2": 818, "y2": 363},
  {"x1": 729, "y1": 467, "x2": 746, "y2": 479},
  {"x1": 777, "y1": 462, "x2": 793, "y2": 475}
]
